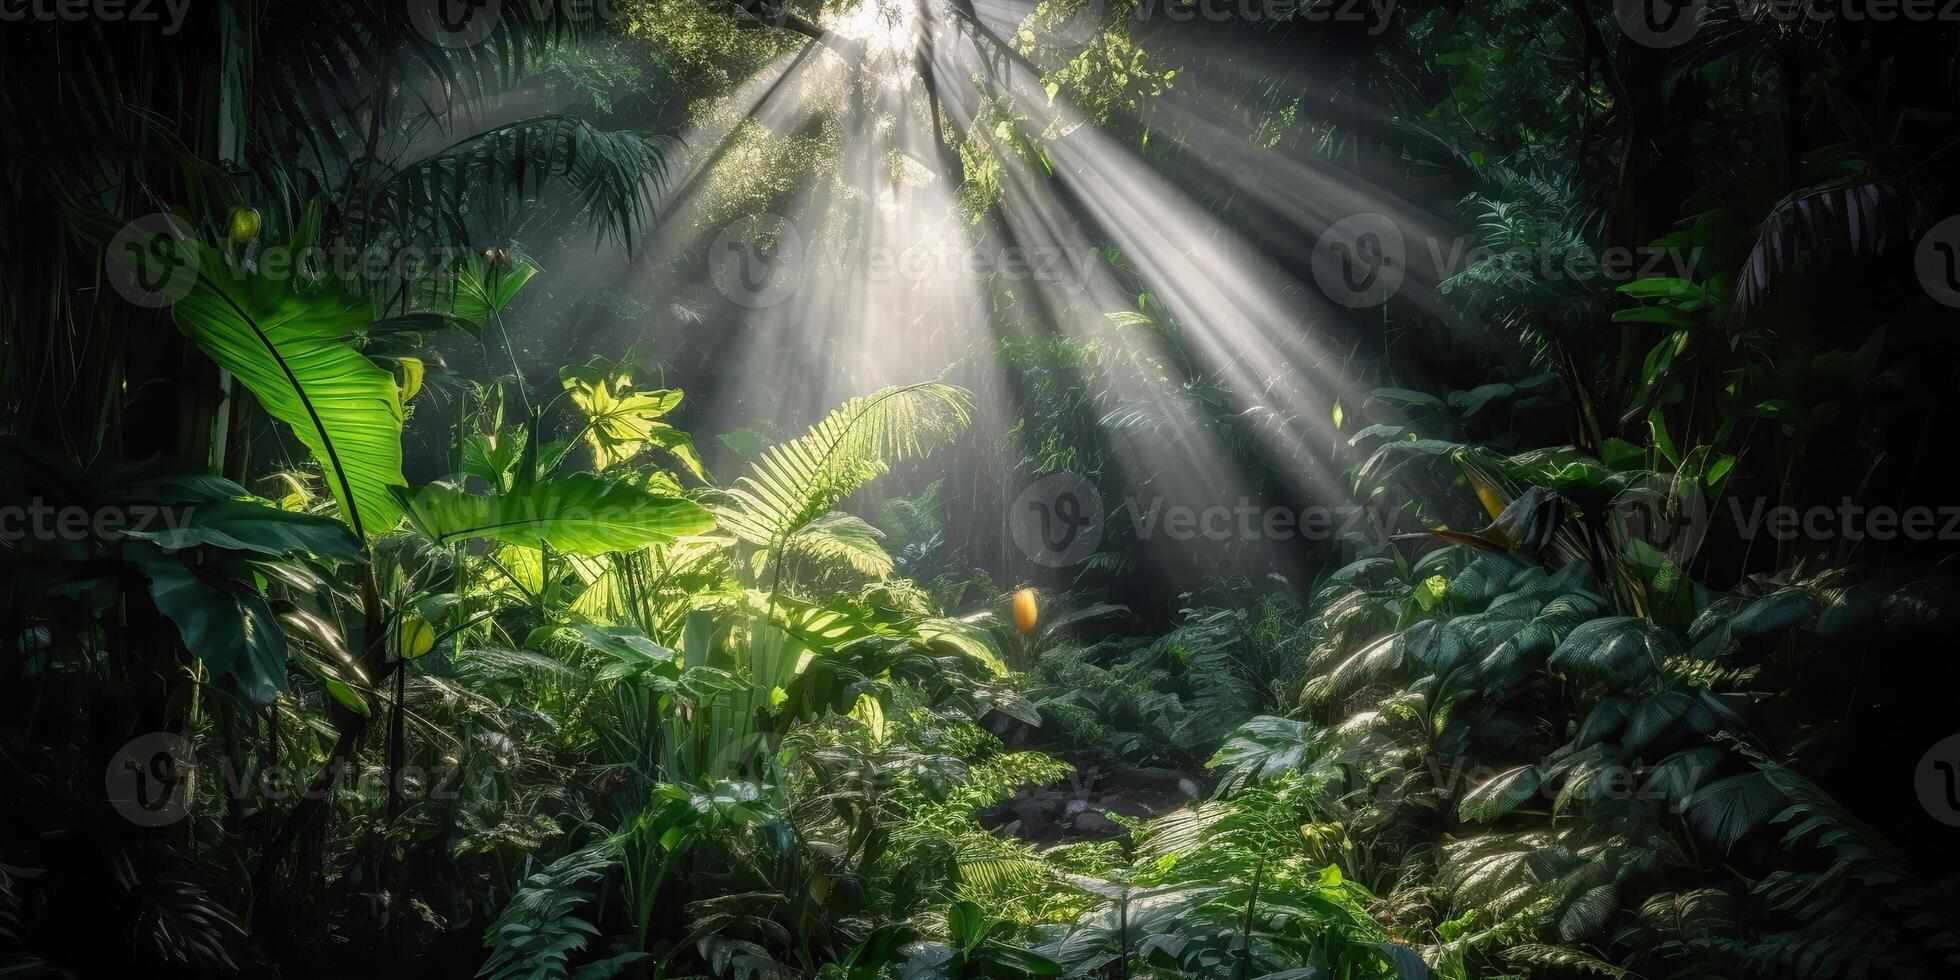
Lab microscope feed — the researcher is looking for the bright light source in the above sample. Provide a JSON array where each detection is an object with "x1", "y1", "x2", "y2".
[{"x1": 826, "y1": 0, "x2": 919, "y2": 86}]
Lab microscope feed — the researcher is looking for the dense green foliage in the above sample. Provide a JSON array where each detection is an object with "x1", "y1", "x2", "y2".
[{"x1": 4, "y1": 1, "x2": 1959, "y2": 978}]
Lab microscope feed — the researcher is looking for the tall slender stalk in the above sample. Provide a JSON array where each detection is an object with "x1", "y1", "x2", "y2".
[{"x1": 1235, "y1": 852, "x2": 1268, "y2": 980}]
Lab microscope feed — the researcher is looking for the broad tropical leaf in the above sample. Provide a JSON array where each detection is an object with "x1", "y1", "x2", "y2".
[
  {"x1": 1459, "y1": 765, "x2": 1542, "y2": 823},
  {"x1": 1547, "y1": 616, "x2": 1672, "y2": 686},
  {"x1": 1209, "y1": 716, "x2": 1327, "y2": 792},
  {"x1": 134, "y1": 551, "x2": 287, "y2": 706},
  {"x1": 560, "y1": 363, "x2": 708, "y2": 479},
  {"x1": 1683, "y1": 771, "x2": 1784, "y2": 851},
  {"x1": 170, "y1": 240, "x2": 404, "y2": 537},
  {"x1": 123, "y1": 498, "x2": 361, "y2": 561},
  {"x1": 449, "y1": 256, "x2": 537, "y2": 326},
  {"x1": 393, "y1": 475, "x2": 713, "y2": 556}
]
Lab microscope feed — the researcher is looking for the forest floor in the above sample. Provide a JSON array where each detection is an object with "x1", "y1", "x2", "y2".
[{"x1": 978, "y1": 753, "x2": 1209, "y2": 847}]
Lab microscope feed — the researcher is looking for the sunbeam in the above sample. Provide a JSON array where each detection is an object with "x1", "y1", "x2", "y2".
[{"x1": 9, "y1": 1, "x2": 1955, "y2": 974}]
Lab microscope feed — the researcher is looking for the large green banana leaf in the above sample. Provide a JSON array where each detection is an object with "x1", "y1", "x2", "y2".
[
  {"x1": 392, "y1": 475, "x2": 714, "y2": 556},
  {"x1": 171, "y1": 245, "x2": 405, "y2": 537}
]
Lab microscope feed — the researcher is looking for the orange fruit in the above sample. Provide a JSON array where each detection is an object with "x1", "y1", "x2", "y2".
[{"x1": 1012, "y1": 588, "x2": 1039, "y2": 634}]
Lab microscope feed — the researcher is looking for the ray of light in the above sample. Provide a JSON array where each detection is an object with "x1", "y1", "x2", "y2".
[{"x1": 553, "y1": 0, "x2": 1462, "y2": 583}]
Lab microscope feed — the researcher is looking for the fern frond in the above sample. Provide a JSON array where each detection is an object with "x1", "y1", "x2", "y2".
[
  {"x1": 716, "y1": 383, "x2": 974, "y2": 556},
  {"x1": 1733, "y1": 745, "x2": 1960, "y2": 977},
  {"x1": 479, "y1": 838, "x2": 622, "y2": 980},
  {"x1": 958, "y1": 856, "x2": 1054, "y2": 892}
]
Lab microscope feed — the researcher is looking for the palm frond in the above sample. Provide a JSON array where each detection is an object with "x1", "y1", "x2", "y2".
[
  {"x1": 1731, "y1": 180, "x2": 1931, "y2": 323},
  {"x1": 360, "y1": 116, "x2": 673, "y2": 258},
  {"x1": 779, "y1": 512, "x2": 895, "y2": 581}
]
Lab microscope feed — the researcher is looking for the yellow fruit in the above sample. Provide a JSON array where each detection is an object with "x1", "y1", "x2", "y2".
[
  {"x1": 1013, "y1": 588, "x2": 1039, "y2": 634},
  {"x1": 227, "y1": 206, "x2": 261, "y2": 247},
  {"x1": 395, "y1": 616, "x2": 436, "y2": 660}
]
